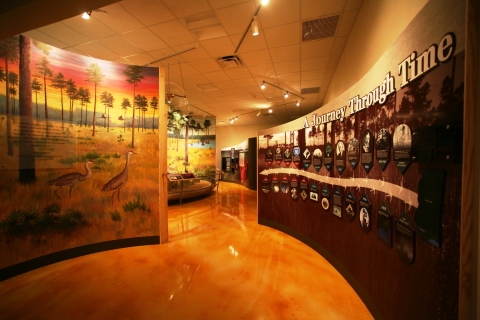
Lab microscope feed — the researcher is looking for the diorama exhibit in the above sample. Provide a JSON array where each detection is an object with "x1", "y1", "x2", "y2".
[{"x1": 258, "y1": 1, "x2": 470, "y2": 319}]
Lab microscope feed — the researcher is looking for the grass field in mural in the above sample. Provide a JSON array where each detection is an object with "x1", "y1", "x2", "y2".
[{"x1": 0, "y1": 123, "x2": 159, "y2": 269}]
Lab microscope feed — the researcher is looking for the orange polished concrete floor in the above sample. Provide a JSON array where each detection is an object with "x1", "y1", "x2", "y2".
[{"x1": 0, "y1": 183, "x2": 372, "y2": 319}]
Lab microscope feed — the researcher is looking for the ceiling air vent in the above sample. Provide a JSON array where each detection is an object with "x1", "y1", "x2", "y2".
[
  {"x1": 301, "y1": 87, "x2": 320, "y2": 94},
  {"x1": 217, "y1": 55, "x2": 242, "y2": 69},
  {"x1": 302, "y1": 15, "x2": 340, "y2": 41}
]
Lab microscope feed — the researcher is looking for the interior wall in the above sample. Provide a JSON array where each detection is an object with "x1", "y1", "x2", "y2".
[
  {"x1": 215, "y1": 123, "x2": 273, "y2": 170},
  {"x1": 323, "y1": 0, "x2": 428, "y2": 104}
]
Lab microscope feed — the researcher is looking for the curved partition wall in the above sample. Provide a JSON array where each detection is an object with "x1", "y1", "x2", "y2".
[
  {"x1": 0, "y1": 38, "x2": 160, "y2": 280},
  {"x1": 258, "y1": 1, "x2": 465, "y2": 319}
]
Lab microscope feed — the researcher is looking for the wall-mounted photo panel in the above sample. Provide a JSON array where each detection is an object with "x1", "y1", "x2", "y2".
[
  {"x1": 321, "y1": 186, "x2": 331, "y2": 212},
  {"x1": 336, "y1": 140, "x2": 346, "y2": 174},
  {"x1": 361, "y1": 129, "x2": 374, "y2": 173},
  {"x1": 348, "y1": 138, "x2": 360, "y2": 170},
  {"x1": 345, "y1": 192, "x2": 356, "y2": 222},
  {"x1": 377, "y1": 201, "x2": 393, "y2": 247},
  {"x1": 265, "y1": 147, "x2": 274, "y2": 167},
  {"x1": 310, "y1": 181, "x2": 319, "y2": 202},
  {"x1": 313, "y1": 148, "x2": 323, "y2": 171},
  {"x1": 299, "y1": 176, "x2": 309, "y2": 201},
  {"x1": 333, "y1": 188, "x2": 343, "y2": 219},
  {"x1": 302, "y1": 147, "x2": 312, "y2": 170},
  {"x1": 271, "y1": 175, "x2": 280, "y2": 193},
  {"x1": 284, "y1": 147, "x2": 292, "y2": 167},
  {"x1": 396, "y1": 213, "x2": 415, "y2": 264},
  {"x1": 393, "y1": 124, "x2": 412, "y2": 174},
  {"x1": 359, "y1": 194, "x2": 372, "y2": 233},
  {"x1": 261, "y1": 176, "x2": 270, "y2": 193},
  {"x1": 290, "y1": 175, "x2": 299, "y2": 200},
  {"x1": 293, "y1": 146, "x2": 301, "y2": 167},
  {"x1": 275, "y1": 146, "x2": 283, "y2": 166},
  {"x1": 281, "y1": 175, "x2": 290, "y2": 194},
  {"x1": 376, "y1": 128, "x2": 391, "y2": 170},
  {"x1": 324, "y1": 143, "x2": 333, "y2": 171}
]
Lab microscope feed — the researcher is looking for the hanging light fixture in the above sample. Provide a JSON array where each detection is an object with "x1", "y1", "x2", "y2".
[
  {"x1": 296, "y1": 100, "x2": 300, "y2": 106},
  {"x1": 261, "y1": 81, "x2": 266, "y2": 90},
  {"x1": 261, "y1": 0, "x2": 269, "y2": 5},
  {"x1": 269, "y1": 108, "x2": 272, "y2": 113},
  {"x1": 82, "y1": 11, "x2": 91, "y2": 19},
  {"x1": 251, "y1": 16, "x2": 259, "y2": 36},
  {"x1": 284, "y1": 91, "x2": 289, "y2": 98}
]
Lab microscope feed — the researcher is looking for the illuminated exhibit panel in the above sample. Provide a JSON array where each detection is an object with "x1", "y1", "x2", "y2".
[{"x1": 257, "y1": 1, "x2": 464, "y2": 319}]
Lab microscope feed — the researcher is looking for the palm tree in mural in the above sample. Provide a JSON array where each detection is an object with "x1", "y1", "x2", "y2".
[
  {"x1": 65, "y1": 78, "x2": 77, "y2": 122},
  {"x1": 189, "y1": 118, "x2": 195, "y2": 146},
  {"x1": 123, "y1": 65, "x2": 144, "y2": 148},
  {"x1": 32, "y1": 78, "x2": 42, "y2": 118},
  {"x1": 86, "y1": 63, "x2": 104, "y2": 137},
  {"x1": 203, "y1": 119, "x2": 211, "y2": 143},
  {"x1": 18, "y1": 35, "x2": 36, "y2": 184},
  {"x1": 195, "y1": 123, "x2": 202, "y2": 144},
  {"x1": 150, "y1": 96, "x2": 158, "y2": 133},
  {"x1": 51, "y1": 72, "x2": 66, "y2": 123},
  {"x1": 121, "y1": 98, "x2": 131, "y2": 132},
  {"x1": 0, "y1": 36, "x2": 19, "y2": 156}
]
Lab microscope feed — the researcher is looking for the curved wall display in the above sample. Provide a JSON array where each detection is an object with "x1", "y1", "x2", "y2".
[
  {"x1": 0, "y1": 37, "x2": 160, "y2": 279},
  {"x1": 257, "y1": 1, "x2": 465, "y2": 319}
]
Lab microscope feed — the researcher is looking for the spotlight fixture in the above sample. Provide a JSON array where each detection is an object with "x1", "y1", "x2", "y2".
[
  {"x1": 284, "y1": 91, "x2": 289, "y2": 98},
  {"x1": 261, "y1": 0, "x2": 269, "y2": 5},
  {"x1": 261, "y1": 81, "x2": 266, "y2": 90},
  {"x1": 257, "y1": 110, "x2": 261, "y2": 116},
  {"x1": 251, "y1": 16, "x2": 259, "y2": 36},
  {"x1": 296, "y1": 100, "x2": 300, "y2": 106},
  {"x1": 82, "y1": 11, "x2": 91, "y2": 19},
  {"x1": 235, "y1": 116, "x2": 238, "y2": 120},
  {"x1": 269, "y1": 108, "x2": 272, "y2": 113}
]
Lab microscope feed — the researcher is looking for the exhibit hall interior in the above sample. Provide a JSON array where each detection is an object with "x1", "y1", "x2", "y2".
[{"x1": 0, "y1": 0, "x2": 479, "y2": 319}]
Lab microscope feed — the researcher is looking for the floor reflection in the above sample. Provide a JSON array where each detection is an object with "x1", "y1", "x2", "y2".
[{"x1": 0, "y1": 182, "x2": 372, "y2": 320}]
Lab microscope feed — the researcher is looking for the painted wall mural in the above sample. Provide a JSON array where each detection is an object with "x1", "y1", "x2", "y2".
[
  {"x1": 257, "y1": 1, "x2": 465, "y2": 319},
  {"x1": 0, "y1": 36, "x2": 160, "y2": 272}
]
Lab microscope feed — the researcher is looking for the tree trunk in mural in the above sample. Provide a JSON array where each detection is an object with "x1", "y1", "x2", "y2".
[
  {"x1": 124, "y1": 65, "x2": 144, "y2": 148},
  {"x1": 18, "y1": 35, "x2": 35, "y2": 183}
]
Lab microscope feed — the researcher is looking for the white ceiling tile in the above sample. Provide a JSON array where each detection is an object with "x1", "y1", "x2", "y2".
[
  {"x1": 337, "y1": 10, "x2": 358, "y2": 37},
  {"x1": 22, "y1": 30, "x2": 68, "y2": 49},
  {"x1": 232, "y1": 78, "x2": 257, "y2": 87},
  {"x1": 276, "y1": 72, "x2": 301, "y2": 83},
  {"x1": 190, "y1": 59, "x2": 223, "y2": 73},
  {"x1": 224, "y1": 67, "x2": 252, "y2": 79},
  {"x1": 206, "y1": 91, "x2": 226, "y2": 98},
  {"x1": 233, "y1": 32, "x2": 269, "y2": 53},
  {"x1": 123, "y1": 52, "x2": 156, "y2": 65},
  {"x1": 324, "y1": 67, "x2": 336, "y2": 78},
  {"x1": 332, "y1": 36, "x2": 348, "y2": 55},
  {"x1": 239, "y1": 49, "x2": 272, "y2": 67},
  {"x1": 248, "y1": 63, "x2": 277, "y2": 78},
  {"x1": 259, "y1": 0, "x2": 300, "y2": 28},
  {"x1": 120, "y1": 0, "x2": 176, "y2": 26},
  {"x1": 301, "y1": 38, "x2": 334, "y2": 59},
  {"x1": 200, "y1": 36, "x2": 236, "y2": 57},
  {"x1": 273, "y1": 60, "x2": 300, "y2": 74},
  {"x1": 301, "y1": 0, "x2": 346, "y2": 20},
  {"x1": 208, "y1": 0, "x2": 251, "y2": 10},
  {"x1": 345, "y1": 0, "x2": 363, "y2": 10},
  {"x1": 301, "y1": 69, "x2": 326, "y2": 81},
  {"x1": 149, "y1": 20, "x2": 197, "y2": 46},
  {"x1": 122, "y1": 28, "x2": 169, "y2": 52},
  {"x1": 61, "y1": 16, "x2": 116, "y2": 40},
  {"x1": 269, "y1": 44, "x2": 300, "y2": 63},
  {"x1": 301, "y1": 79, "x2": 323, "y2": 89},
  {"x1": 214, "y1": 80, "x2": 238, "y2": 89},
  {"x1": 148, "y1": 48, "x2": 177, "y2": 60},
  {"x1": 162, "y1": 0, "x2": 212, "y2": 18},
  {"x1": 176, "y1": 44, "x2": 212, "y2": 61},
  {"x1": 327, "y1": 54, "x2": 340, "y2": 68},
  {"x1": 96, "y1": 35, "x2": 144, "y2": 56},
  {"x1": 222, "y1": 88, "x2": 244, "y2": 95},
  {"x1": 36, "y1": 23, "x2": 91, "y2": 47},
  {"x1": 216, "y1": 2, "x2": 256, "y2": 34},
  {"x1": 203, "y1": 70, "x2": 231, "y2": 82},
  {"x1": 96, "y1": 3, "x2": 144, "y2": 34},
  {"x1": 301, "y1": 56, "x2": 328, "y2": 71},
  {"x1": 214, "y1": 96, "x2": 234, "y2": 102},
  {"x1": 73, "y1": 42, "x2": 119, "y2": 61},
  {"x1": 263, "y1": 22, "x2": 301, "y2": 48}
]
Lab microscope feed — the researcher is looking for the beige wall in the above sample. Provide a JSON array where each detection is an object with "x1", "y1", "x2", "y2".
[
  {"x1": 323, "y1": 0, "x2": 428, "y2": 104},
  {"x1": 215, "y1": 123, "x2": 274, "y2": 169}
]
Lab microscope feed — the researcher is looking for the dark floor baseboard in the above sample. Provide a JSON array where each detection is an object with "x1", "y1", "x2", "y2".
[
  {"x1": 0, "y1": 236, "x2": 160, "y2": 282},
  {"x1": 258, "y1": 217, "x2": 385, "y2": 320}
]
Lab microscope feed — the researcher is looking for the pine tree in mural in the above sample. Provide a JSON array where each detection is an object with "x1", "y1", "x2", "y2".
[
  {"x1": 100, "y1": 91, "x2": 114, "y2": 132},
  {"x1": 86, "y1": 63, "x2": 104, "y2": 136},
  {"x1": 150, "y1": 96, "x2": 158, "y2": 133},
  {"x1": 121, "y1": 98, "x2": 131, "y2": 132},
  {"x1": 35, "y1": 56, "x2": 52, "y2": 119},
  {"x1": 398, "y1": 77, "x2": 432, "y2": 129},
  {"x1": 51, "y1": 72, "x2": 66, "y2": 123},
  {"x1": 134, "y1": 94, "x2": 147, "y2": 132},
  {"x1": 0, "y1": 36, "x2": 19, "y2": 156},
  {"x1": 8, "y1": 72, "x2": 18, "y2": 118},
  {"x1": 77, "y1": 87, "x2": 90, "y2": 127},
  {"x1": 18, "y1": 35, "x2": 36, "y2": 183},
  {"x1": 123, "y1": 65, "x2": 144, "y2": 148},
  {"x1": 31, "y1": 77, "x2": 42, "y2": 118},
  {"x1": 65, "y1": 78, "x2": 77, "y2": 122}
]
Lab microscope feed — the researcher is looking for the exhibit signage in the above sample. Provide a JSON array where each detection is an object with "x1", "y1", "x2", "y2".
[
  {"x1": 321, "y1": 186, "x2": 330, "y2": 211},
  {"x1": 348, "y1": 138, "x2": 360, "y2": 169},
  {"x1": 290, "y1": 175, "x2": 299, "y2": 200},
  {"x1": 333, "y1": 188, "x2": 343, "y2": 219},
  {"x1": 345, "y1": 192, "x2": 356, "y2": 222},
  {"x1": 359, "y1": 194, "x2": 372, "y2": 233},
  {"x1": 281, "y1": 175, "x2": 289, "y2": 194},
  {"x1": 376, "y1": 128, "x2": 391, "y2": 170},
  {"x1": 275, "y1": 147, "x2": 283, "y2": 165},
  {"x1": 336, "y1": 140, "x2": 346, "y2": 174},
  {"x1": 396, "y1": 213, "x2": 416, "y2": 264},
  {"x1": 324, "y1": 143, "x2": 333, "y2": 171},
  {"x1": 313, "y1": 148, "x2": 322, "y2": 171},
  {"x1": 377, "y1": 201, "x2": 393, "y2": 247},
  {"x1": 361, "y1": 129, "x2": 374, "y2": 174}
]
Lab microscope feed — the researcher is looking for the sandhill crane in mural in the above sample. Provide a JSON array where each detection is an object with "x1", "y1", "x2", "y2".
[
  {"x1": 47, "y1": 160, "x2": 94, "y2": 198},
  {"x1": 102, "y1": 151, "x2": 137, "y2": 204}
]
